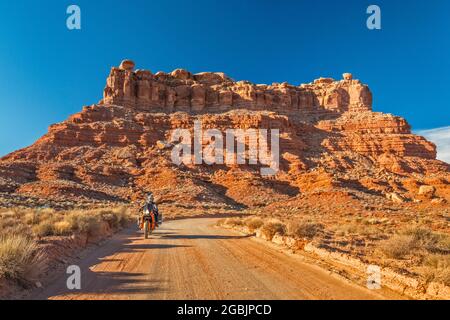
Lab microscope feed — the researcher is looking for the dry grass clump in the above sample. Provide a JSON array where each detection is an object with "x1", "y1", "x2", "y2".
[
  {"x1": 424, "y1": 254, "x2": 450, "y2": 269},
  {"x1": 64, "y1": 212, "x2": 101, "y2": 236},
  {"x1": 0, "y1": 234, "x2": 43, "y2": 283},
  {"x1": 98, "y1": 208, "x2": 129, "y2": 229},
  {"x1": 422, "y1": 254, "x2": 450, "y2": 286},
  {"x1": 47, "y1": 207, "x2": 130, "y2": 237},
  {"x1": 244, "y1": 217, "x2": 264, "y2": 232},
  {"x1": 379, "y1": 234, "x2": 416, "y2": 259},
  {"x1": 220, "y1": 217, "x2": 244, "y2": 228},
  {"x1": 287, "y1": 221, "x2": 324, "y2": 239},
  {"x1": 433, "y1": 269, "x2": 450, "y2": 286},
  {"x1": 0, "y1": 206, "x2": 132, "y2": 239},
  {"x1": 216, "y1": 217, "x2": 264, "y2": 233},
  {"x1": 53, "y1": 220, "x2": 72, "y2": 235},
  {"x1": 332, "y1": 221, "x2": 380, "y2": 237},
  {"x1": 378, "y1": 226, "x2": 450, "y2": 286},
  {"x1": 402, "y1": 227, "x2": 450, "y2": 253},
  {"x1": 0, "y1": 206, "x2": 132, "y2": 284},
  {"x1": 380, "y1": 227, "x2": 450, "y2": 259},
  {"x1": 216, "y1": 218, "x2": 226, "y2": 226},
  {"x1": 260, "y1": 221, "x2": 286, "y2": 240},
  {"x1": 24, "y1": 211, "x2": 40, "y2": 225},
  {"x1": 32, "y1": 220, "x2": 55, "y2": 237},
  {"x1": 0, "y1": 210, "x2": 31, "y2": 237}
]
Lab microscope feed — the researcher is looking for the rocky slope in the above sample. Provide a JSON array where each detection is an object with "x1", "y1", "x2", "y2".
[{"x1": 0, "y1": 60, "x2": 448, "y2": 209}]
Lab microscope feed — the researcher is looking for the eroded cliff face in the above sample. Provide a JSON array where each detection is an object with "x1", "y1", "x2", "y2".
[
  {"x1": 0, "y1": 60, "x2": 448, "y2": 208},
  {"x1": 102, "y1": 60, "x2": 372, "y2": 115}
]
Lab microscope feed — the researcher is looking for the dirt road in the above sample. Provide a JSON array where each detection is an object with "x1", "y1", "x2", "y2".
[{"x1": 33, "y1": 218, "x2": 403, "y2": 300}]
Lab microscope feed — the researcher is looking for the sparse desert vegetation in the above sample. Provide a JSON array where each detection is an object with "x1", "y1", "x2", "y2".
[
  {"x1": 0, "y1": 234, "x2": 42, "y2": 284},
  {"x1": 0, "y1": 206, "x2": 132, "y2": 285},
  {"x1": 379, "y1": 227, "x2": 450, "y2": 285},
  {"x1": 259, "y1": 221, "x2": 286, "y2": 240},
  {"x1": 217, "y1": 193, "x2": 450, "y2": 291},
  {"x1": 287, "y1": 220, "x2": 324, "y2": 239},
  {"x1": 379, "y1": 234, "x2": 416, "y2": 259},
  {"x1": 244, "y1": 217, "x2": 264, "y2": 232}
]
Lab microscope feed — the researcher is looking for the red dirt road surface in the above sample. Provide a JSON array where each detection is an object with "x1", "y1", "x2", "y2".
[{"x1": 32, "y1": 218, "x2": 404, "y2": 300}]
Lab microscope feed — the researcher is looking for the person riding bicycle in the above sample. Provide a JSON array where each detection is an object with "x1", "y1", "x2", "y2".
[{"x1": 139, "y1": 192, "x2": 160, "y2": 228}]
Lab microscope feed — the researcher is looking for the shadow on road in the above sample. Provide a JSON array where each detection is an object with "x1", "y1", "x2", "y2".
[
  {"x1": 123, "y1": 243, "x2": 190, "y2": 251},
  {"x1": 32, "y1": 220, "x2": 251, "y2": 299},
  {"x1": 160, "y1": 234, "x2": 252, "y2": 240},
  {"x1": 33, "y1": 227, "x2": 188, "y2": 299},
  {"x1": 63, "y1": 271, "x2": 166, "y2": 296}
]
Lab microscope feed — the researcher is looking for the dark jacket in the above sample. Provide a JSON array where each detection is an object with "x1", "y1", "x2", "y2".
[{"x1": 143, "y1": 202, "x2": 159, "y2": 218}]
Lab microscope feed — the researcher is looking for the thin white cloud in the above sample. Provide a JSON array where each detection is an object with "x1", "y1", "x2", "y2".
[{"x1": 416, "y1": 126, "x2": 450, "y2": 164}]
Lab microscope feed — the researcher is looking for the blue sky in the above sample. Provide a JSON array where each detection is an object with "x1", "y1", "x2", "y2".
[{"x1": 0, "y1": 0, "x2": 449, "y2": 159}]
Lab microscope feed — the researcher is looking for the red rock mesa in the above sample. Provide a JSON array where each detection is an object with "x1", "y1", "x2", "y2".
[{"x1": 0, "y1": 60, "x2": 448, "y2": 208}]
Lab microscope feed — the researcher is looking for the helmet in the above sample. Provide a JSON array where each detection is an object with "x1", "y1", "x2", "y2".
[{"x1": 147, "y1": 193, "x2": 154, "y2": 203}]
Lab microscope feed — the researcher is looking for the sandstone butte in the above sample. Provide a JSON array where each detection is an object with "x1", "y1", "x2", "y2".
[{"x1": 0, "y1": 60, "x2": 448, "y2": 209}]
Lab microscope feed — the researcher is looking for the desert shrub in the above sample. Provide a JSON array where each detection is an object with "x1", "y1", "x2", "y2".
[
  {"x1": 380, "y1": 227, "x2": 449, "y2": 262},
  {"x1": 0, "y1": 217, "x2": 18, "y2": 230},
  {"x1": 99, "y1": 211, "x2": 119, "y2": 229},
  {"x1": 24, "y1": 212, "x2": 41, "y2": 225},
  {"x1": 0, "y1": 234, "x2": 42, "y2": 282},
  {"x1": 288, "y1": 221, "x2": 324, "y2": 239},
  {"x1": 403, "y1": 227, "x2": 435, "y2": 247},
  {"x1": 1, "y1": 206, "x2": 131, "y2": 240},
  {"x1": 333, "y1": 223, "x2": 356, "y2": 236},
  {"x1": 94, "y1": 207, "x2": 130, "y2": 229},
  {"x1": 224, "y1": 218, "x2": 244, "y2": 227},
  {"x1": 434, "y1": 235, "x2": 450, "y2": 252},
  {"x1": 436, "y1": 269, "x2": 450, "y2": 286},
  {"x1": 61, "y1": 213, "x2": 80, "y2": 231},
  {"x1": 34, "y1": 210, "x2": 54, "y2": 225},
  {"x1": 0, "y1": 210, "x2": 18, "y2": 219},
  {"x1": 422, "y1": 259, "x2": 450, "y2": 286},
  {"x1": 380, "y1": 234, "x2": 416, "y2": 259},
  {"x1": 245, "y1": 217, "x2": 264, "y2": 232},
  {"x1": 216, "y1": 218, "x2": 226, "y2": 226},
  {"x1": 110, "y1": 206, "x2": 130, "y2": 228},
  {"x1": 260, "y1": 222, "x2": 286, "y2": 240},
  {"x1": 435, "y1": 269, "x2": 450, "y2": 286},
  {"x1": 401, "y1": 227, "x2": 450, "y2": 253},
  {"x1": 1, "y1": 224, "x2": 31, "y2": 238},
  {"x1": 32, "y1": 221, "x2": 55, "y2": 237},
  {"x1": 423, "y1": 254, "x2": 450, "y2": 269},
  {"x1": 422, "y1": 254, "x2": 450, "y2": 285},
  {"x1": 53, "y1": 220, "x2": 72, "y2": 235},
  {"x1": 70, "y1": 214, "x2": 100, "y2": 236},
  {"x1": 37, "y1": 208, "x2": 55, "y2": 217}
]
